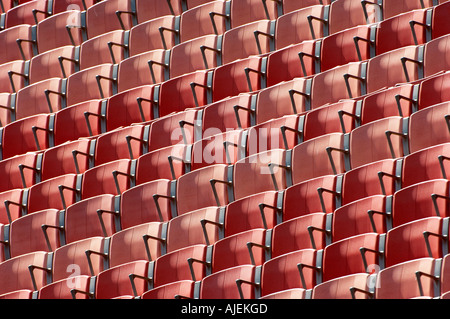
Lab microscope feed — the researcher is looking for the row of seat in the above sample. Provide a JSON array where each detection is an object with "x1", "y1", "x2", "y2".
[{"x1": 0, "y1": 212, "x2": 448, "y2": 299}]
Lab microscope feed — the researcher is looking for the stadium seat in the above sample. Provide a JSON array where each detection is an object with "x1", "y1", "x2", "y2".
[
  {"x1": 169, "y1": 34, "x2": 221, "y2": 78},
  {"x1": 38, "y1": 275, "x2": 93, "y2": 299},
  {"x1": 79, "y1": 30, "x2": 129, "y2": 70},
  {"x1": 4, "y1": 0, "x2": 49, "y2": 29},
  {"x1": 367, "y1": 0, "x2": 435, "y2": 21},
  {"x1": 0, "y1": 151, "x2": 40, "y2": 192},
  {"x1": 14, "y1": 77, "x2": 66, "y2": 120},
  {"x1": 51, "y1": 236, "x2": 108, "y2": 282},
  {"x1": 416, "y1": 71, "x2": 450, "y2": 111},
  {"x1": 259, "y1": 288, "x2": 307, "y2": 299},
  {"x1": 221, "y1": 19, "x2": 275, "y2": 65},
  {"x1": 179, "y1": 0, "x2": 229, "y2": 43},
  {"x1": 52, "y1": 99, "x2": 105, "y2": 146},
  {"x1": 423, "y1": 34, "x2": 450, "y2": 78},
  {"x1": 0, "y1": 289, "x2": 34, "y2": 299},
  {"x1": 401, "y1": 142, "x2": 450, "y2": 188},
  {"x1": 271, "y1": 213, "x2": 328, "y2": 258},
  {"x1": 0, "y1": 24, "x2": 36, "y2": 66},
  {"x1": 8, "y1": 208, "x2": 62, "y2": 258},
  {"x1": 117, "y1": 49, "x2": 168, "y2": 91},
  {"x1": 0, "y1": 188, "x2": 27, "y2": 224},
  {"x1": 430, "y1": 1, "x2": 450, "y2": 40},
  {"x1": 0, "y1": 60, "x2": 29, "y2": 93},
  {"x1": 132, "y1": 0, "x2": 182, "y2": 25},
  {"x1": 175, "y1": 164, "x2": 231, "y2": 215},
  {"x1": 0, "y1": 113, "x2": 52, "y2": 160},
  {"x1": 408, "y1": 101, "x2": 450, "y2": 154},
  {"x1": 282, "y1": 175, "x2": 339, "y2": 221},
  {"x1": 384, "y1": 216, "x2": 448, "y2": 267},
  {"x1": 230, "y1": 0, "x2": 279, "y2": 28},
  {"x1": 0, "y1": 92, "x2": 13, "y2": 126},
  {"x1": 40, "y1": 138, "x2": 93, "y2": 181},
  {"x1": 0, "y1": 251, "x2": 51, "y2": 295},
  {"x1": 108, "y1": 221, "x2": 166, "y2": 267},
  {"x1": 327, "y1": 0, "x2": 374, "y2": 35},
  {"x1": 281, "y1": 0, "x2": 330, "y2": 15},
  {"x1": 233, "y1": 149, "x2": 287, "y2": 200},
  {"x1": 36, "y1": 10, "x2": 84, "y2": 54},
  {"x1": 223, "y1": 191, "x2": 281, "y2": 237},
  {"x1": 375, "y1": 257, "x2": 440, "y2": 299},
  {"x1": 93, "y1": 260, "x2": 150, "y2": 299},
  {"x1": 28, "y1": 46, "x2": 79, "y2": 84},
  {"x1": 266, "y1": 40, "x2": 317, "y2": 86},
  {"x1": 64, "y1": 194, "x2": 119, "y2": 244},
  {"x1": 128, "y1": 15, "x2": 180, "y2": 56},
  {"x1": 211, "y1": 56, "x2": 266, "y2": 103},
  {"x1": 65, "y1": 63, "x2": 118, "y2": 107},
  {"x1": 141, "y1": 280, "x2": 196, "y2": 299},
  {"x1": 392, "y1": 179, "x2": 450, "y2": 228},
  {"x1": 260, "y1": 248, "x2": 319, "y2": 296},
  {"x1": 199, "y1": 264, "x2": 258, "y2": 299},
  {"x1": 332, "y1": 195, "x2": 389, "y2": 242},
  {"x1": 51, "y1": 0, "x2": 97, "y2": 14},
  {"x1": 85, "y1": 0, "x2": 133, "y2": 40},
  {"x1": 150, "y1": 244, "x2": 208, "y2": 288},
  {"x1": 120, "y1": 179, "x2": 174, "y2": 229},
  {"x1": 312, "y1": 273, "x2": 374, "y2": 299}
]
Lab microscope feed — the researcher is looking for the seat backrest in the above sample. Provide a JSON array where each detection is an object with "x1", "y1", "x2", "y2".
[
  {"x1": 0, "y1": 25, "x2": 34, "y2": 64},
  {"x1": 230, "y1": 0, "x2": 278, "y2": 28}
]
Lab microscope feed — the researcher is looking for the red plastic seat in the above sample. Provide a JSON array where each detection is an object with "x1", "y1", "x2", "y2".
[
  {"x1": 151, "y1": 244, "x2": 208, "y2": 287},
  {"x1": 179, "y1": 0, "x2": 229, "y2": 43},
  {"x1": 51, "y1": 0, "x2": 97, "y2": 14},
  {"x1": 224, "y1": 191, "x2": 280, "y2": 237},
  {"x1": 271, "y1": 213, "x2": 328, "y2": 258},
  {"x1": 29, "y1": 46, "x2": 79, "y2": 84},
  {"x1": 40, "y1": 139, "x2": 93, "y2": 181},
  {"x1": 368, "y1": 0, "x2": 435, "y2": 21},
  {"x1": 27, "y1": 173, "x2": 80, "y2": 213},
  {"x1": 266, "y1": 40, "x2": 317, "y2": 86},
  {"x1": 230, "y1": 0, "x2": 278, "y2": 28},
  {"x1": 141, "y1": 280, "x2": 196, "y2": 299},
  {"x1": 133, "y1": 0, "x2": 182, "y2": 24},
  {"x1": 312, "y1": 273, "x2": 373, "y2": 299},
  {"x1": 199, "y1": 265, "x2": 257, "y2": 299},
  {"x1": 109, "y1": 222, "x2": 165, "y2": 268},
  {"x1": 191, "y1": 130, "x2": 245, "y2": 171},
  {"x1": 38, "y1": 275, "x2": 92, "y2": 299},
  {"x1": 0, "y1": 188, "x2": 26, "y2": 224},
  {"x1": 423, "y1": 35, "x2": 450, "y2": 78},
  {"x1": 327, "y1": 0, "x2": 372, "y2": 35},
  {"x1": 282, "y1": 0, "x2": 330, "y2": 15},
  {"x1": 53, "y1": 100, "x2": 105, "y2": 146},
  {"x1": 275, "y1": 6, "x2": 326, "y2": 50},
  {"x1": 385, "y1": 217, "x2": 448, "y2": 268},
  {"x1": 158, "y1": 70, "x2": 211, "y2": 116},
  {"x1": 233, "y1": 149, "x2": 287, "y2": 200},
  {"x1": 120, "y1": 179, "x2": 173, "y2": 229},
  {"x1": 85, "y1": 0, "x2": 133, "y2": 40},
  {"x1": 401, "y1": 143, "x2": 450, "y2": 188},
  {"x1": 409, "y1": 101, "x2": 450, "y2": 154},
  {"x1": 0, "y1": 289, "x2": 34, "y2": 299},
  {"x1": 128, "y1": 16, "x2": 179, "y2": 56},
  {"x1": 9, "y1": 208, "x2": 61, "y2": 258},
  {"x1": 0, "y1": 60, "x2": 29, "y2": 93},
  {"x1": 166, "y1": 207, "x2": 223, "y2": 252},
  {"x1": 322, "y1": 233, "x2": 381, "y2": 282},
  {"x1": 4, "y1": 0, "x2": 49, "y2": 29},
  {"x1": 52, "y1": 236, "x2": 107, "y2": 282},
  {"x1": 15, "y1": 78, "x2": 65, "y2": 120},
  {"x1": 375, "y1": 9, "x2": 432, "y2": 55},
  {"x1": 36, "y1": 10, "x2": 84, "y2": 54},
  {"x1": 0, "y1": 113, "x2": 51, "y2": 160},
  {"x1": 0, "y1": 251, "x2": 51, "y2": 295},
  {"x1": 221, "y1": 20, "x2": 274, "y2": 65},
  {"x1": 341, "y1": 159, "x2": 401, "y2": 206},
  {"x1": 175, "y1": 164, "x2": 231, "y2": 215},
  {"x1": 0, "y1": 93, "x2": 14, "y2": 126},
  {"x1": 212, "y1": 56, "x2": 265, "y2": 103},
  {"x1": 0, "y1": 25, "x2": 35, "y2": 64},
  {"x1": 80, "y1": 159, "x2": 135, "y2": 200},
  {"x1": 375, "y1": 258, "x2": 439, "y2": 299},
  {"x1": 211, "y1": 228, "x2": 268, "y2": 272},
  {"x1": 79, "y1": 30, "x2": 129, "y2": 70},
  {"x1": 348, "y1": 116, "x2": 408, "y2": 169},
  {"x1": 64, "y1": 194, "x2": 118, "y2": 244},
  {"x1": 94, "y1": 260, "x2": 150, "y2": 299},
  {"x1": 332, "y1": 195, "x2": 388, "y2": 242},
  {"x1": 392, "y1": 179, "x2": 450, "y2": 228},
  {"x1": 417, "y1": 71, "x2": 450, "y2": 111},
  {"x1": 259, "y1": 288, "x2": 307, "y2": 299},
  {"x1": 104, "y1": 85, "x2": 157, "y2": 131},
  {"x1": 260, "y1": 249, "x2": 318, "y2": 296},
  {"x1": 0, "y1": 152, "x2": 39, "y2": 192},
  {"x1": 66, "y1": 63, "x2": 118, "y2": 107},
  {"x1": 201, "y1": 93, "x2": 254, "y2": 135},
  {"x1": 430, "y1": 1, "x2": 450, "y2": 40},
  {"x1": 283, "y1": 175, "x2": 338, "y2": 220}
]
